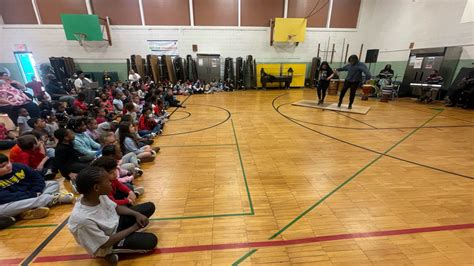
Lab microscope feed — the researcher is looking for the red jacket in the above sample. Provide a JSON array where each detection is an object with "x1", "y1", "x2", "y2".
[
  {"x1": 108, "y1": 179, "x2": 132, "y2": 206},
  {"x1": 73, "y1": 99, "x2": 88, "y2": 111},
  {"x1": 138, "y1": 115, "x2": 157, "y2": 131},
  {"x1": 9, "y1": 145, "x2": 45, "y2": 169}
]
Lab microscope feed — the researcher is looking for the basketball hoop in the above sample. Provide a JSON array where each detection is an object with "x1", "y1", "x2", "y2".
[{"x1": 73, "y1": 33, "x2": 87, "y2": 46}]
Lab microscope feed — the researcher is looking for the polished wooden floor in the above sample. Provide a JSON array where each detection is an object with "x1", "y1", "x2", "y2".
[{"x1": 1, "y1": 89, "x2": 473, "y2": 265}]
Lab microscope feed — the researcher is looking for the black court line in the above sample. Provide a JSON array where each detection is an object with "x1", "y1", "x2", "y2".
[
  {"x1": 160, "y1": 104, "x2": 232, "y2": 137},
  {"x1": 168, "y1": 111, "x2": 191, "y2": 121},
  {"x1": 336, "y1": 112, "x2": 378, "y2": 129},
  {"x1": 21, "y1": 217, "x2": 69, "y2": 266},
  {"x1": 273, "y1": 94, "x2": 474, "y2": 180},
  {"x1": 281, "y1": 103, "x2": 474, "y2": 130},
  {"x1": 168, "y1": 95, "x2": 191, "y2": 117}
]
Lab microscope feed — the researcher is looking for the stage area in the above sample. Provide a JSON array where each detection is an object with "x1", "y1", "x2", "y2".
[{"x1": 292, "y1": 99, "x2": 371, "y2": 114}]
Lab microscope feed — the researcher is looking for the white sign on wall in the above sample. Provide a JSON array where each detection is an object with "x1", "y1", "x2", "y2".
[
  {"x1": 147, "y1": 40, "x2": 178, "y2": 55},
  {"x1": 414, "y1": 58, "x2": 423, "y2": 69}
]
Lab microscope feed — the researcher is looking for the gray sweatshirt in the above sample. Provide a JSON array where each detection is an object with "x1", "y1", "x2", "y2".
[{"x1": 337, "y1": 62, "x2": 371, "y2": 82}]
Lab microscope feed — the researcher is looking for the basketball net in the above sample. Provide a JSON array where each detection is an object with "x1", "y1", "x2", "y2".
[
  {"x1": 273, "y1": 34, "x2": 298, "y2": 52},
  {"x1": 73, "y1": 32, "x2": 109, "y2": 51},
  {"x1": 73, "y1": 33, "x2": 87, "y2": 46}
]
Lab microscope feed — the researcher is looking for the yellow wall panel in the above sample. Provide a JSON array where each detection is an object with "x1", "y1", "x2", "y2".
[
  {"x1": 283, "y1": 63, "x2": 306, "y2": 87},
  {"x1": 257, "y1": 64, "x2": 282, "y2": 88},
  {"x1": 273, "y1": 18, "x2": 307, "y2": 42},
  {"x1": 257, "y1": 63, "x2": 306, "y2": 88}
]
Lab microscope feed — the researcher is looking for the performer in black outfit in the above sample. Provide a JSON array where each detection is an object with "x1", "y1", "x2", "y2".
[
  {"x1": 316, "y1": 62, "x2": 334, "y2": 105},
  {"x1": 335, "y1": 55, "x2": 371, "y2": 109},
  {"x1": 379, "y1": 64, "x2": 394, "y2": 76}
]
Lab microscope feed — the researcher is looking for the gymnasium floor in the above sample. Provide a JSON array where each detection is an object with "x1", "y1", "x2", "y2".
[{"x1": 1, "y1": 89, "x2": 473, "y2": 265}]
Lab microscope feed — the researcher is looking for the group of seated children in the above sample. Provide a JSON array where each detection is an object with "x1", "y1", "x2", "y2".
[
  {"x1": 169, "y1": 79, "x2": 235, "y2": 95},
  {"x1": 0, "y1": 75, "x2": 190, "y2": 263}
]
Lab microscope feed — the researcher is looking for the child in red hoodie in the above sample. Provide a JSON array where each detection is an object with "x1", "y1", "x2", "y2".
[
  {"x1": 91, "y1": 157, "x2": 144, "y2": 206},
  {"x1": 138, "y1": 108, "x2": 161, "y2": 137},
  {"x1": 73, "y1": 92, "x2": 89, "y2": 112}
]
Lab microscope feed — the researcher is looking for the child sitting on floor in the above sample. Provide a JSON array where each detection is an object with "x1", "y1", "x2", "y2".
[
  {"x1": 69, "y1": 117, "x2": 101, "y2": 157},
  {"x1": 85, "y1": 117, "x2": 99, "y2": 141},
  {"x1": 73, "y1": 92, "x2": 89, "y2": 113},
  {"x1": 52, "y1": 101, "x2": 70, "y2": 128},
  {"x1": 96, "y1": 108, "x2": 107, "y2": 124},
  {"x1": 91, "y1": 157, "x2": 144, "y2": 205},
  {"x1": 9, "y1": 134, "x2": 56, "y2": 180},
  {"x1": 67, "y1": 166, "x2": 157, "y2": 264},
  {"x1": 17, "y1": 108, "x2": 32, "y2": 135},
  {"x1": 27, "y1": 117, "x2": 56, "y2": 157},
  {"x1": 118, "y1": 122, "x2": 156, "y2": 162},
  {"x1": 138, "y1": 108, "x2": 162, "y2": 137},
  {"x1": 0, "y1": 153, "x2": 74, "y2": 220},
  {"x1": 54, "y1": 128, "x2": 92, "y2": 182},
  {"x1": 101, "y1": 144, "x2": 143, "y2": 176}
]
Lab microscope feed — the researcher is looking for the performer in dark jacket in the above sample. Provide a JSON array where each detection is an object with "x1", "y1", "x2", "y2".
[{"x1": 335, "y1": 55, "x2": 371, "y2": 109}]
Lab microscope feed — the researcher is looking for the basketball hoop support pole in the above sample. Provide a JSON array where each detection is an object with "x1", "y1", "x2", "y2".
[{"x1": 99, "y1": 16, "x2": 112, "y2": 46}]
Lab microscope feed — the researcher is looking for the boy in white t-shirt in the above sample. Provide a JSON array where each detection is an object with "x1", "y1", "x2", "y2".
[
  {"x1": 68, "y1": 166, "x2": 157, "y2": 264},
  {"x1": 17, "y1": 108, "x2": 32, "y2": 135}
]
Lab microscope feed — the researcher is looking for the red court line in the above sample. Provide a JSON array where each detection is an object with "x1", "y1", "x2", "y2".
[
  {"x1": 17, "y1": 223, "x2": 474, "y2": 263},
  {"x1": 0, "y1": 258, "x2": 23, "y2": 264}
]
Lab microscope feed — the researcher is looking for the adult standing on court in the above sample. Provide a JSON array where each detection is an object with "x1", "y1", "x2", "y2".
[
  {"x1": 74, "y1": 71, "x2": 92, "y2": 92},
  {"x1": 334, "y1": 55, "x2": 371, "y2": 109}
]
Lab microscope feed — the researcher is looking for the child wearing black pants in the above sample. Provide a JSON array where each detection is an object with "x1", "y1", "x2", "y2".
[
  {"x1": 68, "y1": 166, "x2": 157, "y2": 264},
  {"x1": 316, "y1": 61, "x2": 334, "y2": 105}
]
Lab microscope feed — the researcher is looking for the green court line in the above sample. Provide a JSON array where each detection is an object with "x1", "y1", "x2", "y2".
[
  {"x1": 231, "y1": 119, "x2": 255, "y2": 215},
  {"x1": 232, "y1": 109, "x2": 443, "y2": 264},
  {"x1": 150, "y1": 212, "x2": 253, "y2": 221},
  {"x1": 158, "y1": 143, "x2": 236, "y2": 148},
  {"x1": 232, "y1": 249, "x2": 258, "y2": 266},
  {"x1": 149, "y1": 119, "x2": 254, "y2": 221},
  {"x1": 7, "y1": 224, "x2": 58, "y2": 229}
]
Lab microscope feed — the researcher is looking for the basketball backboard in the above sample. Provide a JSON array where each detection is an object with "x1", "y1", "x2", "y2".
[
  {"x1": 271, "y1": 18, "x2": 307, "y2": 45},
  {"x1": 61, "y1": 14, "x2": 112, "y2": 46}
]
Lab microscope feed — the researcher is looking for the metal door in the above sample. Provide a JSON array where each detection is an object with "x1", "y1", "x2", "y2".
[
  {"x1": 208, "y1": 57, "x2": 221, "y2": 81},
  {"x1": 196, "y1": 56, "x2": 209, "y2": 82},
  {"x1": 196, "y1": 54, "x2": 221, "y2": 82}
]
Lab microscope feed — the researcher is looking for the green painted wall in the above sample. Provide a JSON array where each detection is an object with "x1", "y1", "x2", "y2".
[
  {"x1": 1, "y1": 62, "x2": 128, "y2": 83},
  {"x1": 454, "y1": 59, "x2": 474, "y2": 78},
  {"x1": 75, "y1": 62, "x2": 128, "y2": 81}
]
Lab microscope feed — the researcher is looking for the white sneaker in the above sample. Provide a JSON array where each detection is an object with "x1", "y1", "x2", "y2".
[
  {"x1": 48, "y1": 192, "x2": 75, "y2": 207},
  {"x1": 133, "y1": 187, "x2": 145, "y2": 196}
]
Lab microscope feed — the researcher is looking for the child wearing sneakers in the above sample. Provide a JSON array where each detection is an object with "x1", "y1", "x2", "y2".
[
  {"x1": 101, "y1": 144, "x2": 143, "y2": 178},
  {"x1": 91, "y1": 157, "x2": 144, "y2": 206},
  {"x1": 67, "y1": 166, "x2": 157, "y2": 264},
  {"x1": 0, "y1": 154, "x2": 74, "y2": 219}
]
